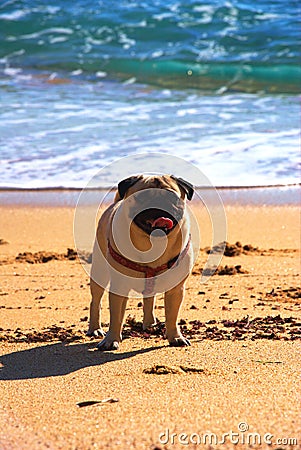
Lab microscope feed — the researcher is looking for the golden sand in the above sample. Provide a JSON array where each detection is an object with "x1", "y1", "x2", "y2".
[{"x1": 0, "y1": 204, "x2": 300, "y2": 449}]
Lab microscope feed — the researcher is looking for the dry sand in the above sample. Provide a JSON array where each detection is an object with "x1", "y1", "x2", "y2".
[{"x1": 0, "y1": 202, "x2": 300, "y2": 450}]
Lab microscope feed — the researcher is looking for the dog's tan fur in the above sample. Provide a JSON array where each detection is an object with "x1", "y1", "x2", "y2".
[{"x1": 87, "y1": 174, "x2": 193, "y2": 350}]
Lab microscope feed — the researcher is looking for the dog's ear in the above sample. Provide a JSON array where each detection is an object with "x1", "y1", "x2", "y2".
[
  {"x1": 118, "y1": 175, "x2": 142, "y2": 199},
  {"x1": 171, "y1": 175, "x2": 194, "y2": 201}
]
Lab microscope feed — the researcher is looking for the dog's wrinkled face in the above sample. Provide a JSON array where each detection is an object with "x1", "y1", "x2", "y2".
[
  {"x1": 117, "y1": 175, "x2": 194, "y2": 235},
  {"x1": 131, "y1": 189, "x2": 184, "y2": 235}
]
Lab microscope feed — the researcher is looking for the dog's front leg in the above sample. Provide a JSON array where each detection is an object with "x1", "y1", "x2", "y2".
[
  {"x1": 87, "y1": 278, "x2": 106, "y2": 337},
  {"x1": 164, "y1": 283, "x2": 190, "y2": 347},
  {"x1": 87, "y1": 237, "x2": 109, "y2": 337},
  {"x1": 142, "y1": 296, "x2": 156, "y2": 330},
  {"x1": 96, "y1": 292, "x2": 128, "y2": 351}
]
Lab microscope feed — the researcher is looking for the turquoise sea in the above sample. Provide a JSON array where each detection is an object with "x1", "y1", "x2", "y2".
[{"x1": 0, "y1": 0, "x2": 300, "y2": 190}]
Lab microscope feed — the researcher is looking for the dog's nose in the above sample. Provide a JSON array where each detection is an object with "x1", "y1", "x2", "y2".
[{"x1": 142, "y1": 189, "x2": 179, "y2": 205}]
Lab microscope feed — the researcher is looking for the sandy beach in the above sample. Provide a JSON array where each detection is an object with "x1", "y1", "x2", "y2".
[
  {"x1": 0, "y1": 199, "x2": 300, "y2": 450},
  {"x1": 1, "y1": 0, "x2": 300, "y2": 448}
]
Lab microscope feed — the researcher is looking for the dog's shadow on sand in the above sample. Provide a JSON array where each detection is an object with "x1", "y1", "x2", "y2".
[{"x1": 0, "y1": 341, "x2": 164, "y2": 380}]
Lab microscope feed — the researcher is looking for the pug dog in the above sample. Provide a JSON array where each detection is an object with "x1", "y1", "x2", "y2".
[{"x1": 87, "y1": 174, "x2": 194, "y2": 350}]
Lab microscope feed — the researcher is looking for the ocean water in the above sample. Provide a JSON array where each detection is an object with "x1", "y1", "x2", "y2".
[{"x1": 0, "y1": 0, "x2": 300, "y2": 189}]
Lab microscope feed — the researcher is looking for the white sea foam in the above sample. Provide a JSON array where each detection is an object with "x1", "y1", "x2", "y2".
[
  {"x1": 0, "y1": 77, "x2": 299, "y2": 189},
  {"x1": 0, "y1": 10, "x2": 28, "y2": 21},
  {"x1": 19, "y1": 27, "x2": 73, "y2": 40}
]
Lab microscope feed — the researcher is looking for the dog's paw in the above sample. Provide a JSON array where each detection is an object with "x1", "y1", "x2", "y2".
[
  {"x1": 86, "y1": 327, "x2": 106, "y2": 338},
  {"x1": 169, "y1": 336, "x2": 191, "y2": 347},
  {"x1": 142, "y1": 320, "x2": 157, "y2": 331},
  {"x1": 96, "y1": 335, "x2": 120, "y2": 351}
]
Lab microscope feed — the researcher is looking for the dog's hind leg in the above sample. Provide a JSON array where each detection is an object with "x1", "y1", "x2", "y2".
[{"x1": 142, "y1": 296, "x2": 156, "y2": 330}]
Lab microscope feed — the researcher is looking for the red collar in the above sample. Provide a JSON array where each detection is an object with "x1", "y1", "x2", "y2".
[{"x1": 108, "y1": 236, "x2": 191, "y2": 297}]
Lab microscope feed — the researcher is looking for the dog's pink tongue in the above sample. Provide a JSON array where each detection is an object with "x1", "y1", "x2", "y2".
[{"x1": 152, "y1": 217, "x2": 173, "y2": 230}]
